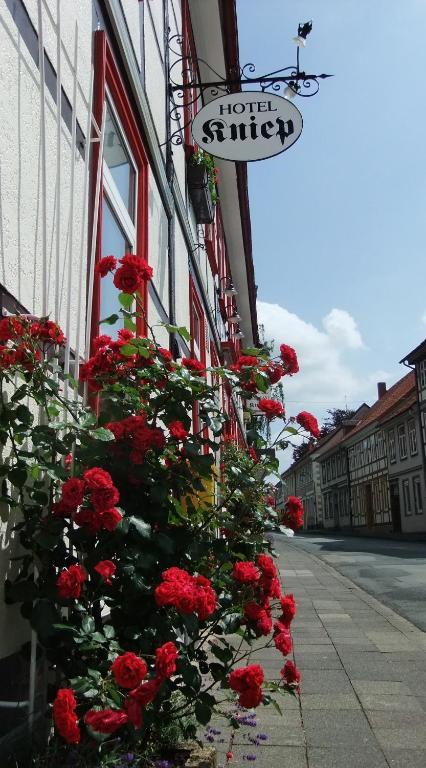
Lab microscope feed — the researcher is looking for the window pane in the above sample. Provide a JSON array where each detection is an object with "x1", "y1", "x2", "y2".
[
  {"x1": 100, "y1": 200, "x2": 131, "y2": 338},
  {"x1": 104, "y1": 103, "x2": 136, "y2": 219}
]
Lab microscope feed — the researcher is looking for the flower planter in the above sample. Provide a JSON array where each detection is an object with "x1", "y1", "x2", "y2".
[{"x1": 187, "y1": 164, "x2": 215, "y2": 224}]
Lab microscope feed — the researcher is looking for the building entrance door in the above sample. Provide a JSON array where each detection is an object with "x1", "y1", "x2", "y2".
[{"x1": 390, "y1": 481, "x2": 402, "y2": 533}]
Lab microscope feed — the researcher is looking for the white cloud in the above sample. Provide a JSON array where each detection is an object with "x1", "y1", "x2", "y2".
[
  {"x1": 322, "y1": 309, "x2": 365, "y2": 350},
  {"x1": 258, "y1": 301, "x2": 365, "y2": 412}
]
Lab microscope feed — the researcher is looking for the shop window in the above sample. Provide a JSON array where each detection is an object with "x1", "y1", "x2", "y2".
[
  {"x1": 90, "y1": 32, "x2": 148, "y2": 349},
  {"x1": 408, "y1": 419, "x2": 417, "y2": 456},
  {"x1": 398, "y1": 424, "x2": 408, "y2": 460}
]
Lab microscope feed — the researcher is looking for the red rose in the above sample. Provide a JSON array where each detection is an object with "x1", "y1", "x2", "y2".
[
  {"x1": 61, "y1": 478, "x2": 85, "y2": 510},
  {"x1": 53, "y1": 688, "x2": 80, "y2": 744},
  {"x1": 157, "y1": 346, "x2": 172, "y2": 362},
  {"x1": 93, "y1": 334, "x2": 113, "y2": 351},
  {"x1": 162, "y1": 566, "x2": 192, "y2": 583},
  {"x1": 279, "y1": 344, "x2": 299, "y2": 375},
  {"x1": 236, "y1": 355, "x2": 259, "y2": 369},
  {"x1": 111, "y1": 652, "x2": 148, "y2": 689},
  {"x1": 262, "y1": 362, "x2": 284, "y2": 384},
  {"x1": 118, "y1": 328, "x2": 135, "y2": 342},
  {"x1": 248, "y1": 446, "x2": 258, "y2": 463},
  {"x1": 101, "y1": 507, "x2": 122, "y2": 531},
  {"x1": 90, "y1": 485, "x2": 120, "y2": 513},
  {"x1": 120, "y1": 254, "x2": 153, "y2": 281},
  {"x1": 96, "y1": 255, "x2": 117, "y2": 277},
  {"x1": 281, "y1": 660, "x2": 301, "y2": 688},
  {"x1": 124, "y1": 697, "x2": 143, "y2": 729},
  {"x1": 168, "y1": 421, "x2": 189, "y2": 441},
  {"x1": 283, "y1": 496, "x2": 304, "y2": 531},
  {"x1": 182, "y1": 357, "x2": 205, "y2": 375},
  {"x1": 256, "y1": 554, "x2": 277, "y2": 579},
  {"x1": 260, "y1": 575, "x2": 281, "y2": 599},
  {"x1": 73, "y1": 508, "x2": 102, "y2": 534},
  {"x1": 296, "y1": 411, "x2": 320, "y2": 439},
  {"x1": 129, "y1": 677, "x2": 162, "y2": 707},
  {"x1": 155, "y1": 642, "x2": 179, "y2": 679},
  {"x1": 94, "y1": 560, "x2": 116, "y2": 584},
  {"x1": 83, "y1": 467, "x2": 114, "y2": 490},
  {"x1": 229, "y1": 665, "x2": 264, "y2": 692},
  {"x1": 239, "y1": 686, "x2": 263, "y2": 708},
  {"x1": 232, "y1": 561, "x2": 260, "y2": 584},
  {"x1": 52, "y1": 498, "x2": 75, "y2": 518},
  {"x1": 274, "y1": 627, "x2": 292, "y2": 656},
  {"x1": 279, "y1": 593, "x2": 297, "y2": 626},
  {"x1": 0, "y1": 317, "x2": 24, "y2": 341},
  {"x1": 113, "y1": 264, "x2": 141, "y2": 294},
  {"x1": 85, "y1": 708, "x2": 129, "y2": 734},
  {"x1": 258, "y1": 398, "x2": 285, "y2": 420},
  {"x1": 57, "y1": 564, "x2": 86, "y2": 599}
]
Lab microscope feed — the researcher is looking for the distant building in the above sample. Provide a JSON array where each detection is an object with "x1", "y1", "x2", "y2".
[
  {"x1": 379, "y1": 387, "x2": 425, "y2": 532},
  {"x1": 312, "y1": 405, "x2": 369, "y2": 530},
  {"x1": 280, "y1": 447, "x2": 321, "y2": 530}
]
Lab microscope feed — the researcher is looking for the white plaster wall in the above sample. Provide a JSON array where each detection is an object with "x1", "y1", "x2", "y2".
[
  {"x1": 0, "y1": 2, "x2": 88, "y2": 351},
  {"x1": 174, "y1": 219, "x2": 190, "y2": 333},
  {"x1": 120, "y1": 0, "x2": 143, "y2": 71},
  {"x1": 144, "y1": 6, "x2": 166, "y2": 146},
  {"x1": 148, "y1": 173, "x2": 169, "y2": 314}
]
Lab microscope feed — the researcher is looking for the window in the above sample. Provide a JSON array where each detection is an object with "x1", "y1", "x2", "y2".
[
  {"x1": 413, "y1": 477, "x2": 423, "y2": 515},
  {"x1": 402, "y1": 479, "x2": 412, "y2": 515},
  {"x1": 321, "y1": 463, "x2": 326, "y2": 485},
  {"x1": 331, "y1": 456, "x2": 336, "y2": 479},
  {"x1": 91, "y1": 32, "x2": 149, "y2": 347},
  {"x1": 388, "y1": 430, "x2": 396, "y2": 463},
  {"x1": 419, "y1": 360, "x2": 426, "y2": 390},
  {"x1": 398, "y1": 425, "x2": 408, "y2": 460},
  {"x1": 408, "y1": 419, "x2": 418, "y2": 456}
]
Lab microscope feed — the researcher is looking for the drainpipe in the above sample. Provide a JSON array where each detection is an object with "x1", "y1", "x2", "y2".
[
  {"x1": 163, "y1": 0, "x2": 177, "y2": 356},
  {"x1": 402, "y1": 360, "x2": 426, "y2": 494}
]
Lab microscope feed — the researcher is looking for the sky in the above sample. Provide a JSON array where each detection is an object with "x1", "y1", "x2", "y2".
[{"x1": 237, "y1": 0, "x2": 426, "y2": 461}]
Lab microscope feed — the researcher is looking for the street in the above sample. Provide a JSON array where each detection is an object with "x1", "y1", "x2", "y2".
[{"x1": 286, "y1": 533, "x2": 426, "y2": 632}]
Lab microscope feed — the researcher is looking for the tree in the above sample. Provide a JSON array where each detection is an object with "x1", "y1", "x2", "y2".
[
  {"x1": 292, "y1": 441, "x2": 312, "y2": 463},
  {"x1": 320, "y1": 407, "x2": 356, "y2": 438}
]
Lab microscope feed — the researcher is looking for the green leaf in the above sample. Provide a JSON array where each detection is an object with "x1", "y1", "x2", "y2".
[
  {"x1": 5, "y1": 579, "x2": 38, "y2": 604},
  {"x1": 91, "y1": 427, "x2": 115, "y2": 441},
  {"x1": 118, "y1": 292, "x2": 134, "y2": 309},
  {"x1": 83, "y1": 688, "x2": 99, "y2": 699},
  {"x1": 15, "y1": 405, "x2": 32, "y2": 425},
  {"x1": 195, "y1": 700, "x2": 212, "y2": 726},
  {"x1": 8, "y1": 467, "x2": 28, "y2": 488},
  {"x1": 100, "y1": 313, "x2": 119, "y2": 326},
  {"x1": 271, "y1": 698, "x2": 283, "y2": 716},
  {"x1": 210, "y1": 643, "x2": 233, "y2": 663},
  {"x1": 128, "y1": 517, "x2": 152, "y2": 539},
  {"x1": 104, "y1": 625, "x2": 115, "y2": 639},
  {"x1": 124, "y1": 316, "x2": 137, "y2": 332},
  {"x1": 219, "y1": 613, "x2": 241, "y2": 634},
  {"x1": 119, "y1": 344, "x2": 137, "y2": 357},
  {"x1": 82, "y1": 616, "x2": 96, "y2": 634}
]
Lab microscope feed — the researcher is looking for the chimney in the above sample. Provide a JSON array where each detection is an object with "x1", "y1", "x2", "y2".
[{"x1": 377, "y1": 382, "x2": 387, "y2": 400}]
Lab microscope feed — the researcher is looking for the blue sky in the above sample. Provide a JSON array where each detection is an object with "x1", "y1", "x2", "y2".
[{"x1": 237, "y1": 0, "x2": 426, "y2": 433}]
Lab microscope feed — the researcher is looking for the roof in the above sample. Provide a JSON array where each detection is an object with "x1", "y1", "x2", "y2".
[
  {"x1": 310, "y1": 404, "x2": 370, "y2": 459},
  {"x1": 346, "y1": 372, "x2": 415, "y2": 440},
  {"x1": 400, "y1": 338, "x2": 426, "y2": 366},
  {"x1": 379, "y1": 389, "x2": 417, "y2": 425}
]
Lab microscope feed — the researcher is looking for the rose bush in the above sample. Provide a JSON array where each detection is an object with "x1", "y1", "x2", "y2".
[{"x1": 0, "y1": 261, "x2": 317, "y2": 766}]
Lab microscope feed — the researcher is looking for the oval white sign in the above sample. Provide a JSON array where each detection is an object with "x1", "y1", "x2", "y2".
[{"x1": 191, "y1": 91, "x2": 303, "y2": 162}]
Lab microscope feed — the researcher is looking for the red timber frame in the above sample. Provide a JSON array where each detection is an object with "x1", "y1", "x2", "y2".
[
  {"x1": 90, "y1": 31, "x2": 149, "y2": 351},
  {"x1": 189, "y1": 277, "x2": 209, "y2": 444},
  {"x1": 182, "y1": 0, "x2": 199, "y2": 152}
]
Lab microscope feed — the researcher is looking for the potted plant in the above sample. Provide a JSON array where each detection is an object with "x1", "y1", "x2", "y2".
[{"x1": 187, "y1": 150, "x2": 218, "y2": 224}]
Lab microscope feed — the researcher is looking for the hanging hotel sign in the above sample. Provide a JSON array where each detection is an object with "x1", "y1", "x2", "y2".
[{"x1": 191, "y1": 91, "x2": 303, "y2": 163}]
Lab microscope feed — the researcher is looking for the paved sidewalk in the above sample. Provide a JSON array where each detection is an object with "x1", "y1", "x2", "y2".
[{"x1": 214, "y1": 535, "x2": 426, "y2": 768}]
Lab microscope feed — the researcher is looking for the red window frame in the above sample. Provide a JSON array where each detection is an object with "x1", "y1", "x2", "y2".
[
  {"x1": 90, "y1": 31, "x2": 149, "y2": 351},
  {"x1": 182, "y1": 0, "x2": 199, "y2": 151},
  {"x1": 189, "y1": 277, "x2": 208, "y2": 439}
]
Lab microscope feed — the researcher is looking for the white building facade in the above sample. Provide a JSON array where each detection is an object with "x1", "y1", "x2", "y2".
[{"x1": 0, "y1": 0, "x2": 258, "y2": 751}]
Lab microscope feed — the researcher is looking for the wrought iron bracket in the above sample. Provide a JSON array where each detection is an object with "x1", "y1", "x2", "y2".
[{"x1": 163, "y1": 22, "x2": 332, "y2": 148}]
